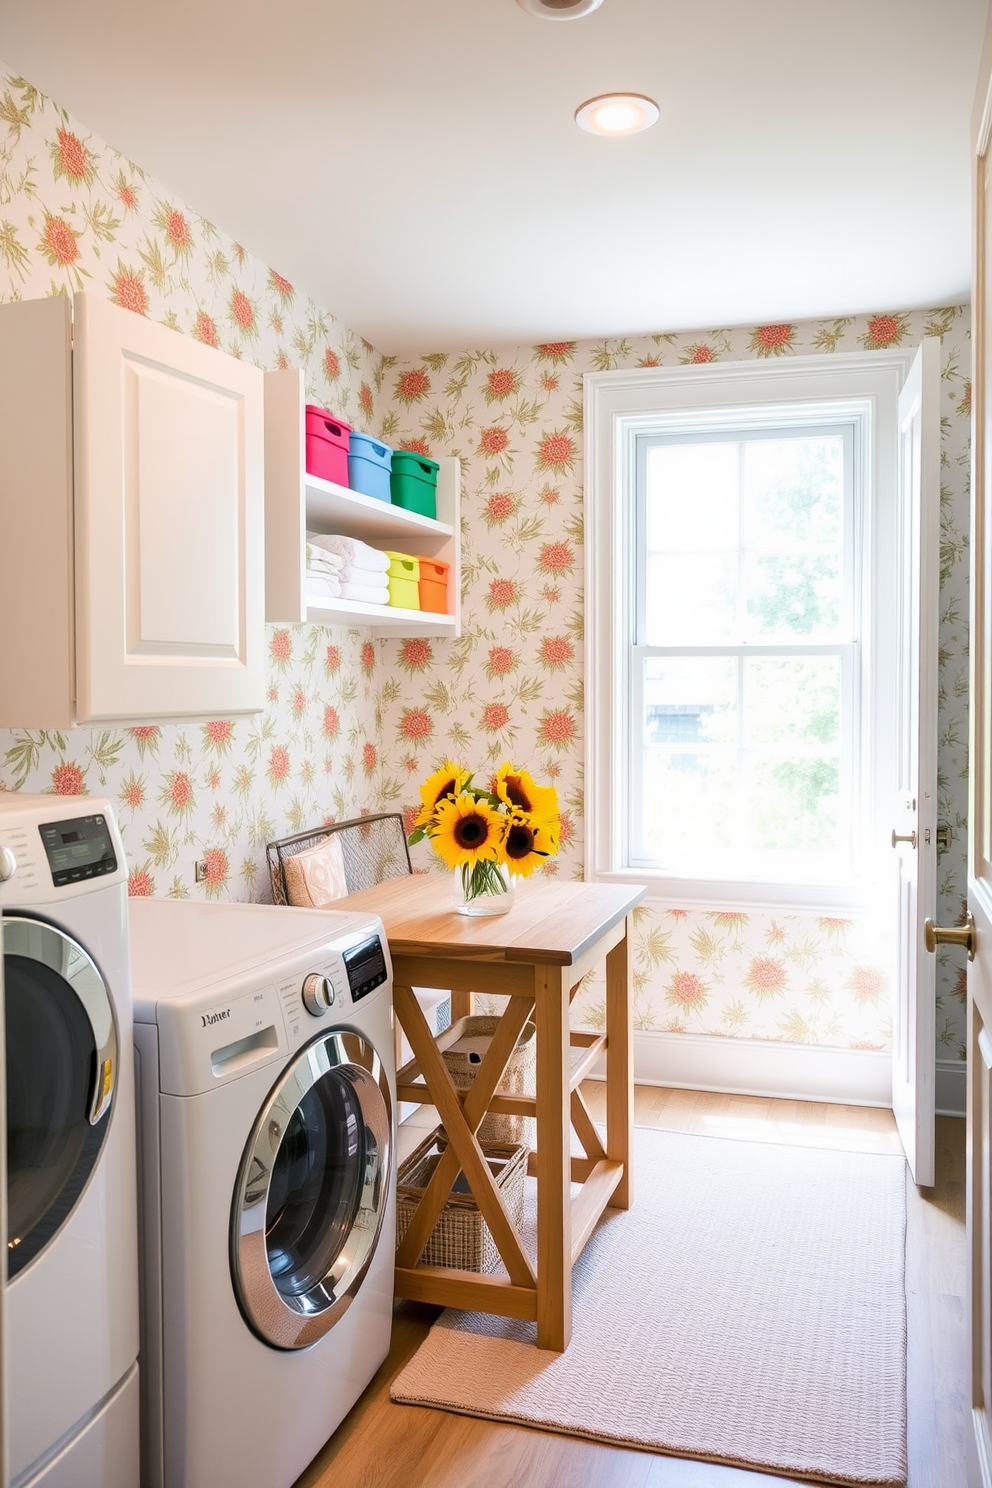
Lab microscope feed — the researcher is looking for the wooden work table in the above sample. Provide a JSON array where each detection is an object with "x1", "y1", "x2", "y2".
[{"x1": 335, "y1": 873, "x2": 645, "y2": 1351}]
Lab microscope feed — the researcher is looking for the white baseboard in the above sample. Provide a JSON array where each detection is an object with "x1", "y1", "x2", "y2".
[
  {"x1": 603, "y1": 1030, "x2": 894, "y2": 1107},
  {"x1": 937, "y1": 1057, "x2": 967, "y2": 1118}
]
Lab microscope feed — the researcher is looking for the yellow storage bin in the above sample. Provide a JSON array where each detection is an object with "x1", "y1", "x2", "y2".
[{"x1": 385, "y1": 550, "x2": 421, "y2": 610}]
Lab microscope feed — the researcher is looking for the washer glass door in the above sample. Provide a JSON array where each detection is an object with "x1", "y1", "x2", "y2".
[
  {"x1": 2, "y1": 913, "x2": 118, "y2": 1279},
  {"x1": 231, "y1": 1028, "x2": 392, "y2": 1350}
]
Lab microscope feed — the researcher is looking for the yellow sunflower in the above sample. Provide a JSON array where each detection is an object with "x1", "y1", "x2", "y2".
[
  {"x1": 492, "y1": 762, "x2": 559, "y2": 822},
  {"x1": 431, "y1": 792, "x2": 505, "y2": 869},
  {"x1": 416, "y1": 759, "x2": 471, "y2": 828},
  {"x1": 502, "y1": 809, "x2": 559, "y2": 877}
]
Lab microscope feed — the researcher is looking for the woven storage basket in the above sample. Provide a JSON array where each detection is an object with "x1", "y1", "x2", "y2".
[
  {"x1": 442, "y1": 1014, "x2": 536, "y2": 1146},
  {"x1": 396, "y1": 1128, "x2": 528, "y2": 1273}
]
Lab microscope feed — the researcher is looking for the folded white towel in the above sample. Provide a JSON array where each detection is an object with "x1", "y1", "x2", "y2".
[
  {"x1": 305, "y1": 574, "x2": 342, "y2": 599},
  {"x1": 340, "y1": 579, "x2": 390, "y2": 605},
  {"x1": 338, "y1": 561, "x2": 392, "y2": 584},
  {"x1": 305, "y1": 542, "x2": 344, "y2": 571},
  {"x1": 308, "y1": 533, "x2": 389, "y2": 573}
]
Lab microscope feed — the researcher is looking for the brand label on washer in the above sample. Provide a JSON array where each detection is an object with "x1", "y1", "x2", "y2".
[{"x1": 201, "y1": 1005, "x2": 232, "y2": 1029}]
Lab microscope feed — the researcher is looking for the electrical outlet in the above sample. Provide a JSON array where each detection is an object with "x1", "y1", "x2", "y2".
[{"x1": 194, "y1": 859, "x2": 209, "y2": 883}]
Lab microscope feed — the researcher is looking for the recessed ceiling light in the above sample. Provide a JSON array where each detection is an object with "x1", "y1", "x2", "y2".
[
  {"x1": 516, "y1": 0, "x2": 604, "y2": 17},
  {"x1": 575, "y1": 93, "x2": 659, "y2": 137}
]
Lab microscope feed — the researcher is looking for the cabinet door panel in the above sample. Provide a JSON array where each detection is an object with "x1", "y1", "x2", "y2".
[
  {"x1": 126, "y1": 359, "x2": 241, "y2": 654},
  {"x1": 74, "y1": 292, "x2": 264, "y2": 722}
]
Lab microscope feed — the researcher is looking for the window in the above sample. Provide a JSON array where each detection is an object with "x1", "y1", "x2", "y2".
[
  {"x1": 632, "y1": 421, "x2": 858, "y2": 881},
  {"x1": 585, "y1": 352, "x2": 915, "y2": 908}
]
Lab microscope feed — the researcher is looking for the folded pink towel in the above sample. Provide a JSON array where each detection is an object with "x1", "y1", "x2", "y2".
[{"x1": 307, "y1": 533, "x2": 389, "y2": 573}]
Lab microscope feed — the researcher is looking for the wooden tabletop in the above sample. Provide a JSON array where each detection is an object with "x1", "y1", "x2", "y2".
[{"x1": 336, "y1": 874, "x2": 645, "y2": 966}]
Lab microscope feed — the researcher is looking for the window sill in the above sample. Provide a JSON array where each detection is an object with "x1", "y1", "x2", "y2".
[{"x1": 589, "y1": 869, "x2": 877, "y2": 914}]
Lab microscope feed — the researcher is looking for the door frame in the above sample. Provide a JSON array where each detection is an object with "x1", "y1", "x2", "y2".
[{"x1": 966, "y1": 11, "x2": 992, "y2": 1483}]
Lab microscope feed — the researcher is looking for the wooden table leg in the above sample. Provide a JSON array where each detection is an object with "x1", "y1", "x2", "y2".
[
  {"x1": 605, "y1": 914, "x2": 633, "y2": 1211},
  {"x1": 450, "y1": 988, "x2": 474, "y2": 1022},
  {"x1": 535, "y1": 964, "x2": 572, "y2": 1351}
]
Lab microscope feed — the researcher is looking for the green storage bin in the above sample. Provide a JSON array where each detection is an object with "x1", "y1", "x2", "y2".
[
  {"x1": 385, "y1": 551, "x2": 421, "y2": 610},
  {"x1": 391, "y1": 451, "x2": 439, "y2": 519}
]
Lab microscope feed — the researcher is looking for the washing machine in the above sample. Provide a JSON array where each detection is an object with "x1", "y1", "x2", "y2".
[
  {"x1": 0, "y1": 794, "x2": 140, "y2": 1488},
  {"x1": 129, "y1": 896, "x2": 396, "y2": 1488}
]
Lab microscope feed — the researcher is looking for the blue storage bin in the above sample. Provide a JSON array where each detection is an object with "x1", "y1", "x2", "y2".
[{"x1": 348, "y1": 432, "x2": 393, "y2": 503}]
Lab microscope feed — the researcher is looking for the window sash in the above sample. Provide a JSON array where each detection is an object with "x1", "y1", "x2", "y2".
[
  {"x1": 633, "y1": 421, "x2": 859, "y2": 650},
  {"x1": 626, "y1": 418, "x2": 864, "y2": 884}
]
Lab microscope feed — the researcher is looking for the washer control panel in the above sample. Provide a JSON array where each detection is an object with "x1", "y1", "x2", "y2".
[
  {"x1": 0, "y1": 796, "x2": 127, "y2": 904},
  {"x1": 342, "y1": 934, "x2": 389, "y2": 1002},
  {"x1": 39, "y1": 813, "x2": 118, "y2": 887}
]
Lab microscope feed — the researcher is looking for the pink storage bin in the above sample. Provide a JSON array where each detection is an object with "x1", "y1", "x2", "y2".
[{"x1": 305, "y1": 406, "x2": 351, "y2": 486}]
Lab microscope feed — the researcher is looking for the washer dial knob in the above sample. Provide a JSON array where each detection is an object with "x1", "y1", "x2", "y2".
[
  {"x1": 302, "y1": 973, "x2": 335, "y2": 1017},
  {"x1": 0, "y1": 846, "x2": 17, "y2": 882}
]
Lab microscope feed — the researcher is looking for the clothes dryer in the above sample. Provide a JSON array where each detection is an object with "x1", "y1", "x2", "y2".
[
  {"x1": 129, "y1": 897, "x2": 396, "y2": 1488},
  {"x1": 0, "y1": 795, "x2": 140, "y2": 1488}
]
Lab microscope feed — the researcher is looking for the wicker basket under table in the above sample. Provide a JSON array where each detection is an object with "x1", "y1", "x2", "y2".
[
  {"x1": 441, "y1": 1013, "x2": 536, "y2": 1147},
  {"x1": 396, "y1": 1127, "x2": 529, "y2": 1273}
]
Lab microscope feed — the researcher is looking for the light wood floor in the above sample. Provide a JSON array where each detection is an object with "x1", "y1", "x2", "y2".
[{"x1": 295, "y1": 1085, "x2": 967, "y2": 1488}]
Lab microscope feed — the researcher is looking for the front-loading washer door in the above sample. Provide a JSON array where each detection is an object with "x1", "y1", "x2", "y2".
[
  {"x1": 231, "y1": 1027, "x2": 392, "y2": 1350},
  {"x1": 2, "y1": 913, "x2": 119, "y2": 1279}
]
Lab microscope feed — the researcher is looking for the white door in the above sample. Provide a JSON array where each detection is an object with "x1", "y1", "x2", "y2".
[
  {"x1": 890, "y1": 337, "x2": 941, "y2": 1187},
  {"x1": 73, "y1": 292, "x2": 265, "y2": 722},
  {"x1": 967, "y1": 29, "x2": 992, "y2": 1484}
]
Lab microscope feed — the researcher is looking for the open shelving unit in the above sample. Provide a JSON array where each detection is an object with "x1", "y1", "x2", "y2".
[{"x1": 264, "y1": 368, "x2": 460, "y2": 636}]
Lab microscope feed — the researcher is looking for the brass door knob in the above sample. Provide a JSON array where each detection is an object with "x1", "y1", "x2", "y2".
[
  {"x1": 891, "y1": 829, "x2": 917, "y2": 848},
  {"x1": 924, "y1": 911, "x2": 976, "y2": 961}
]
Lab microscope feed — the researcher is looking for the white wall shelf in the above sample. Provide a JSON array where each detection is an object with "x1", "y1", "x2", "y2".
[
  {"x1": 265, "y1": 369, "x2": 460, "y2": 637},
  {"x1": 304, "y1": 475, "x2": 454, "y2": 547},
  {"x1": 303, "y1": 595, "x2": 458, "y2": 635}
]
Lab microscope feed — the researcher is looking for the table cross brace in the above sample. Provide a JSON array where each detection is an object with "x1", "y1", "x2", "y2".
[{"x1": 393, "y1": 982, "x2": 537, "y2": 1288}]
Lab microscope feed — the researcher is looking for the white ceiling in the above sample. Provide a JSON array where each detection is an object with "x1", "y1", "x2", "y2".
[{"x1": 2, "y1": 0, "x2": 987, "y2": 353}]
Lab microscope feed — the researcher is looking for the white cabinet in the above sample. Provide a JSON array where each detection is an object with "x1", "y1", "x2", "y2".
[
  {"x1": 264, "y1": 368, "x2": 460, "y2": 637},
  {"x1": 0, "y1": 293, "x2": 265, "y2": 726}
]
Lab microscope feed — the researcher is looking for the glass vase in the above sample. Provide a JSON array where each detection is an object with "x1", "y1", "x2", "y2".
[{"x1": 453, "y1": 860, "x2": 515, "y2": 916}]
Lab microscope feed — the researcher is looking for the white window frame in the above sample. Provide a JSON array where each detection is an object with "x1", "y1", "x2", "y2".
[{"x1": 584, "y1": 351, "x2": 916, "y2": 911}]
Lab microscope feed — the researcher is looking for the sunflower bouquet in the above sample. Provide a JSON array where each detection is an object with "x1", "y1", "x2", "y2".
[{"x1": 409, "y1": 760, "x2": 561, "y2": 913}]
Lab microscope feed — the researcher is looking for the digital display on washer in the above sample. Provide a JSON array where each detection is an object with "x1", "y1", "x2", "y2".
[
  {"x1": 343, "y1": 934, "x2": 388, "y2": 1001},
  {"x1": 39, "y1": 815, "x2": 118, "y2": 887}
]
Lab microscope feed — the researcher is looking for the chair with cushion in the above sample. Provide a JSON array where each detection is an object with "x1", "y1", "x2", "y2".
[
  {"x1": 266, "y1": 812, "x2": 449, "y2": 1074},
  {"x1": 266, "y1": 812, "x2": 412, "y2": 907}
]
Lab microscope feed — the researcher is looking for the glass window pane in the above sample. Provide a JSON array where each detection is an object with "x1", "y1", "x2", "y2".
[
  {"x1": 639, "y1": 657, "x2": 739, "y2": 860},
  {"x1": 645, "y1": 442, "x2": 739, "y2": 552},
  {"x1": 743, "y1": 552, "x2": 842, "y2": 638},
  {"x1": 645, "y1": 552, "x2": 739, "y2": 645},
  {"x1": 743, "y1": 755, "x2": 841, "y2": 853},
  {"x1": 641, "y1": 749, "x2": 738, "y2": 858},
  {"x1": 643, "y1": 656, "x2": 738, "y2": 746},
  {"x1": 743, "y1": 436, "x2": 844, "y2": 548},
  {"x1": 744, "y1": 657, "x2": 841, "y2": 749}
]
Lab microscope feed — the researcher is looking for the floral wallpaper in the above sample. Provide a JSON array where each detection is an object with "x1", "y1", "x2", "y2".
[
  {"x1": 378, "y1": 312, "x2": 972, "y2": 1060},
  {"x1": 0, "y1": 68, "x2": 388, "y2": 899},
  {"x1": 0, "y1": 65, "x2": 971, "y2": 1063}
]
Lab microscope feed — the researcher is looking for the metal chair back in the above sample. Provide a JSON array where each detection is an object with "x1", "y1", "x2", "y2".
[{"x1": 266, "y1": 812, "x2": 412, "y2": 905}]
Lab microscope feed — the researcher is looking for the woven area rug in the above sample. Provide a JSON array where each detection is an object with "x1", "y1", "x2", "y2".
[{"x1": 391, "y1": 1127, "x2": 908, "y2": 1486}]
